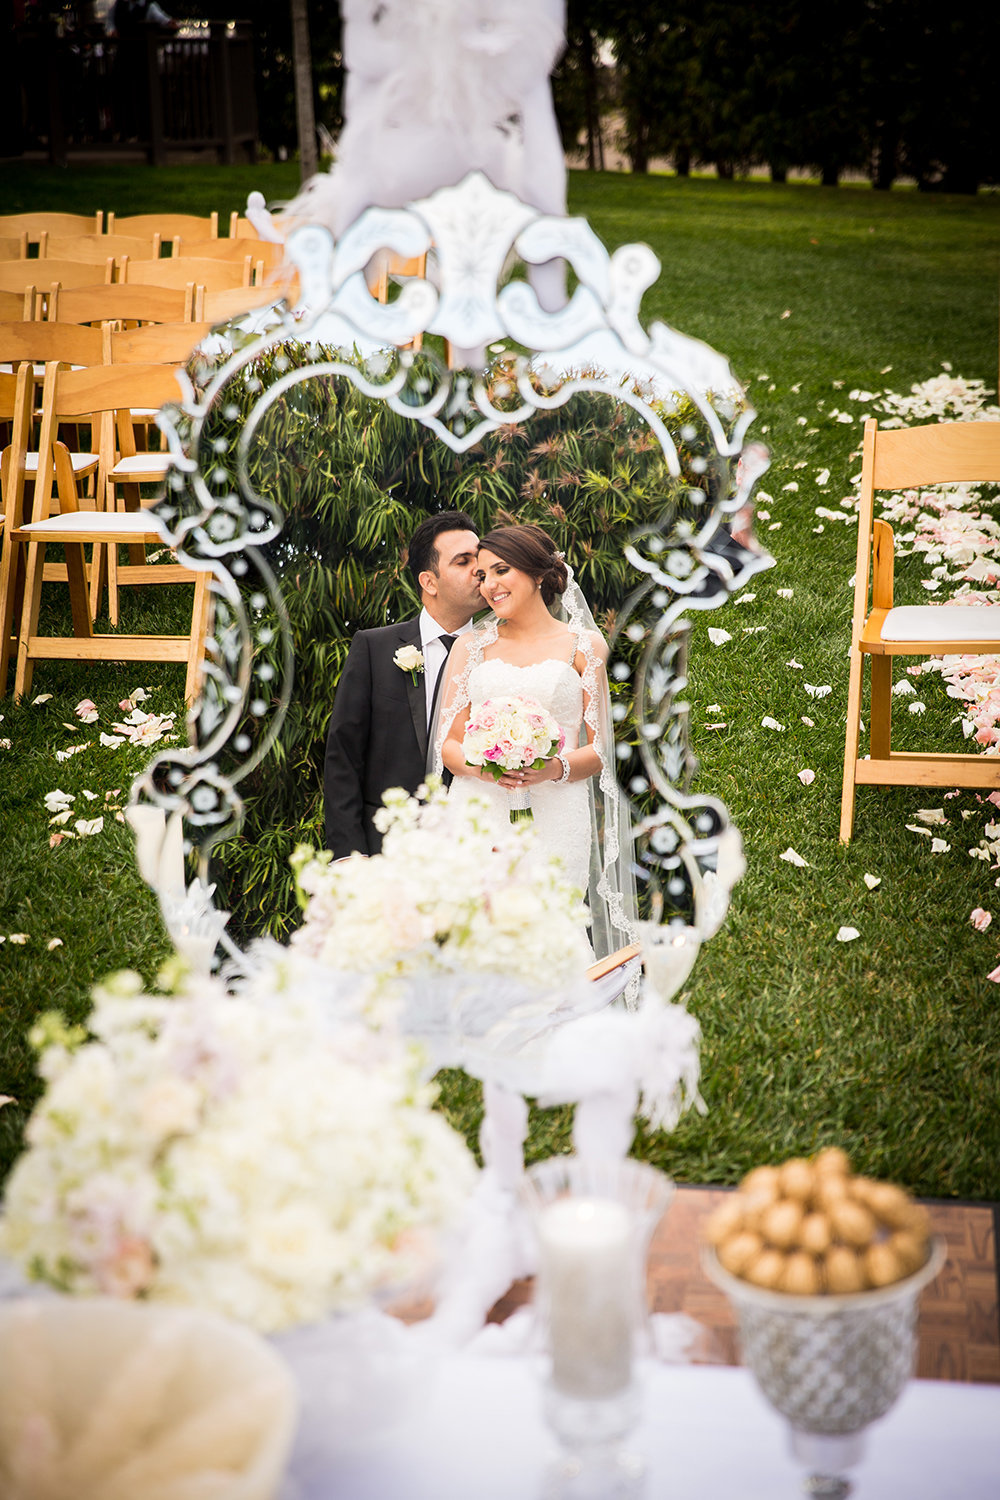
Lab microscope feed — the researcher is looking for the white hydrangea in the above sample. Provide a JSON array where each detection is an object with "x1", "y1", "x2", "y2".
[{"x1": 1, "y1": 972, "x2": 477, "y2": 1333}]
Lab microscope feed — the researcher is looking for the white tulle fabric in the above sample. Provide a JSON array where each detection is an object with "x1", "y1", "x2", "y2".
[
  {"x1": 433, "y1": 572, "x2": 638, "y2": 977},
  {"x1": 310, "y1": 0, "x2": 567, "y2": 237}
]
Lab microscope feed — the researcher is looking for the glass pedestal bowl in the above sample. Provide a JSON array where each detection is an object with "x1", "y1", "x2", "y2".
[{"x1": 704, "y1": 1238, "x2": 946, "y2": 1497}]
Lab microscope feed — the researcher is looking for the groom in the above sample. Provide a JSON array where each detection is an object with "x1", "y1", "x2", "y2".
[{"x1": 323, "y1": 511, "x2": 482, "y2": 858}]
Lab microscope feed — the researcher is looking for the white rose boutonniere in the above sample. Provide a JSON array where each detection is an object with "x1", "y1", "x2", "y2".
[{"x1": 393, "y1": 644, "x2": 425, "y2": 685}]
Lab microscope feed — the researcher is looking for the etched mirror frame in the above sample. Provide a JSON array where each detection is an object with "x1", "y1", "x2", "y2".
[{"x1": 137, "y1": 171, "x2": 772, "y2": 960}]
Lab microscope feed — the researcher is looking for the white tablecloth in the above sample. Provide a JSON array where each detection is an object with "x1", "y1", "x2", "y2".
[{"x1": 284, "y1": 1356, "x2": 1000, "y2": 1499}]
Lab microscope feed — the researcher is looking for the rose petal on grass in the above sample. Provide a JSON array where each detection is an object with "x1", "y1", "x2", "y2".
[
  {"x1": 801, "y1": 716, "x2": 815, "y2": 727},
  {"x1": 777, "y1": 588, "x2": 794, "y2": 599},
  {"x1": 46, "y1": 937, "x2": 63, "y2": 951},
  {"x1": 906, "y1": 824, "x2": 933, "y2": 838},
  {"x1": 909, "y1": 701, "x2": 927, "y2": 715},
  {"x1": 31, "y1": 694, "x2": 53, "y2": 705},
  {"x1": 780, "y1": 847, "x2": 809, "y2": 867},
  {"x1": 892, "y1": 680, "x2": 916, "y2": 697},
  {"x1": 970, "y1": 908, "x2": 992, "y2": 932},
  {"x1": 708, "y1": 628, "x2": 732, "y2": 646},
  {"x1": 48, "y1": 811, "x2": 72, "y2": 827},
  {"x1": 787, "y1": 659, "x2": 804, "y2": 670},
  {"x1": 707, "y1": 704, "x2": 722, "y2": 714},
  {"x1": 8, "y1": 934, "x2": 27, "y2": 944},
  {"x1": 836, "y1": 926, "x2": 860, "y2": 942},
  {"x1": 863, "y1": 873, "x2": 881, "y2": 890},
  {"x1": 816, "y1": 468, "x2": 831, "y2": 486},
  {"x1": 768, "y1": 522, "x2": 782, "y2": 530},
  {"x1": 780, "y1": 309, "x2": 791, "y2": 319},
  {"x1": 55, "y1": 743, "x2": 91, "y2": 762},
  {"x1": 804, "y1": 684, "x2": 832, "y2": 698},
  {"x1": 930, "y1": 838, "x2": 951, "y2": 854},
  {"x1": 0, "y1": 1095, "x2": 14, "y2": 1107},
  {"x1": 100, "y1": 732, "x2": 125, "y2": 748},
  {"x1": 915, "y1": 808, "x2": 947, "y2": 825},
  {"x1": 74, "y1": 816, "x2": 104, "y2": 838},
  {"x1": 706, "y1": 723, "x2": 728, "y2": 731},
  {"x1": 761, "y1": 716, "x2": 785, "y2": 731},
  {"x1": 782, "y1": 482, "x2": 799, "y2": 492},
  {"x1": 797, "y1": 768, "x2": 816, "y2": 785},
  {"x1": 734, "y1": 593, "x2": 757, "y2": 605},
  {"x1": 987, "y1": 965, "x2": 1000, "y2": 983}
]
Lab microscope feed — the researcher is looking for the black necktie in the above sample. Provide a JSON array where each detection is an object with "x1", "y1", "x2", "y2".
[{"x1": 428, "y1": 634, "x2": 456, "y2": 727}]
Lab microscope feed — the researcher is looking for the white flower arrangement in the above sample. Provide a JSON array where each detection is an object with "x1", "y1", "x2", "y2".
[
  {"x1": 393, "y1": 644, "x2": 425, "y2": 683},
  {"x1": 0, "y1": 971, "x2": 477, "y2": 1334},
  {"x1": 291, "y1": 784, "x2": 592, "y2": 999}
]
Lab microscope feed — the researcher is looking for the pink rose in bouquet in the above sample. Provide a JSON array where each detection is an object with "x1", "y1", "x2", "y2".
[{"x1": 462, "y1": 695, "x2": 564, "y2": 822}]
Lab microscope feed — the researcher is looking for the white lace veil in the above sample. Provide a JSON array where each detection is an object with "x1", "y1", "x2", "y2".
[{"x1": 431, "y1": 560, "x2": 639, "y2": 975}]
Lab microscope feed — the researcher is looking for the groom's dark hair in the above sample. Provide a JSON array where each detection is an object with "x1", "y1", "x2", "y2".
[{"x1": 407, "y1": 510, "x2": 477, "y2": 588}]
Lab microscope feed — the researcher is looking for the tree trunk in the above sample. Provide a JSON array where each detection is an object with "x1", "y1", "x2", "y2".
[
  {"x1": 770, "y1": 163, "x2": 788, "y2": 183},
  {"x1": 821, "y1": 162, "x2": 839, "y2": 187},
  {"x1": 674, "y1": 144, "x2": 691, "y2": 177},
  {"x1": 716, "y1": 159, "x2": 734, "y2": 180},
  {"x1": 289, "y1": 0, "x2": 317, "y2": 183}
]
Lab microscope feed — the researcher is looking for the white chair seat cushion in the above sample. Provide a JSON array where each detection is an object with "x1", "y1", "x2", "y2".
[
  {"x1": 110, "y1": 455, "x2": 171, "y2": 478},
  {"x1": 24, "y1": 451, "x2": 98, "y2": 474},
  {"x1": 881, "y1": 604, "x2": 1000, "y2": 642},
  {"x1": 19, "y1": 511, "x2": 165, "y2": 536}
]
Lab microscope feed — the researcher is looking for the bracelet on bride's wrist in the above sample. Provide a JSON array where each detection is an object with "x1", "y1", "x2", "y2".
[{"x1": 556, "y1": 753, "x2": 571, "y2": 784}]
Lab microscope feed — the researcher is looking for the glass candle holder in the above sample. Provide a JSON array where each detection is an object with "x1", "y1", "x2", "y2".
[{"x1": 522, "y1": 1157, "x2": 674, "y2": 1498}]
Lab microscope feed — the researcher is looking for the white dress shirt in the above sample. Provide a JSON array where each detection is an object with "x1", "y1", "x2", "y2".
[{"x1": 419, "y1": 608, "x2": 473, "y2": 729}]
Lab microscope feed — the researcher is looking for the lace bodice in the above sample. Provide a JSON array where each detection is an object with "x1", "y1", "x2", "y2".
[{"x1": 468, "y1": 657, "x2": 584, "y2": 738}]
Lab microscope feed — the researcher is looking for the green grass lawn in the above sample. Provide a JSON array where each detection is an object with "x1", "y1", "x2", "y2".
[{"x1": 2, "y1": 167, "x2": 1000, "y2": 1200}]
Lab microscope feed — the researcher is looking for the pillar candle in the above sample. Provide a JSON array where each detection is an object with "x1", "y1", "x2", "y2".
[{"x1": 537, "y1": 1196, "x2": 634, "y2": 1400}]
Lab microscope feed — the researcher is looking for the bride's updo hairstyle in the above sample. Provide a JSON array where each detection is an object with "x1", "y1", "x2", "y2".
[{"x1": 478, "y1": 523, "x2": 568, "y2": 606}]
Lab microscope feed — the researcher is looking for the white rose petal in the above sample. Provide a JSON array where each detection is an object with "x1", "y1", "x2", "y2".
[
  {"x1": 777, "y1": 589, "x2": 794, "y2": 599},
  {"x1": 906, "y1": 824, "x2": 933, "y2": 838},
  {"x1": 970, "y1": 908, "x2": 992, "y2": 932},
  {"x1": 787, "y1": 659, "x2": 804, "y2": 670},
  {"x1": 815, "y1": 468, "x2": 831, "y2": 486},
  {"x1": 836, "y1": 926, "x2": 860, "y2": 942},
  {"x1": 707, "y1": 628, "x2": 732, "y2": 646},
  {"x1": 100, "y1": 732, "x2": 125, "y2": 748},
  {"x1": 908, "y1": 701, "x2": 927, "y2": 715},
  {"x1": 930, "y1": 838, "x2": 951, "y2": 854},
  {"x1": 8, "y1": 934, "x2": 28, "y2": 944},
  {"x1": 863, "y1": 873, "x2": 881, "y2": 890},
  {"x1": 761, "y1": 716, "x2": 785, "y2": 731},
  {"x1": 892, "y1": 680, "x2": 916, "y2": 697},
  {"x1": 74, "y1": 816, "x2": 104, "y2": 838},
  {"x1": 801, "y1": 716, "x2": 815, "y2": 727},
  {"x1": 915, "y1": 808, "x2": 947, "y2": 825},
  {"x1": 707, "y1": 704, "x2": 722, "y2": 714},
  {"x1": 780, "y1": 847, "x2": 809, "y2": 867},
  {"x1": 804, "y1": 684, "x2": 832, "y2": 699},
  {"x1": 46, "y1": 938, "x2": 63, "y2": 951},
  {"x1": 734, "y1": 593, "x2": 756, "y2": 606},
  {"x1": 782, "y1": 482, "x2": 799, "y2": 492},
  {"x1": 31, "y1": 694, "x2": 53, "y2": 705},
  {"x1": 797, "y1": 769, "x2": 816, "y2": 786}
]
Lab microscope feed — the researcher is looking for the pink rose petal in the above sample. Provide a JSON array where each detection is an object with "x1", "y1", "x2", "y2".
[{"x1": 970, "y1": 908, "x2": 992, "y2": 933}]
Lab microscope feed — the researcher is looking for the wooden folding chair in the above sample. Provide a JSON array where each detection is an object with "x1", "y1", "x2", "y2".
[
  {"x1": 0, "y1": 260, "x2": 114, "y2": 298},
  {"x1": 0, "y1": 365, "x2": 32, "y2": 691},
  {"x1": 198, "y1": 280, "x2": 298, "y2": 325},
  {"x1": 172, "y1": 237, "x2": 284, "y2": 279},
  {"x1": 123, "y1": 257, "x2": 252, "y2": 293},
  {"x1": 0, "y1": 236, "x2": 28, "y2": 261},
  {"x1": 369, "y1": 252, "x2": 428, "y2": 351},
  {"x1": 0, "y1": 289, "x2": 36, "y2": 321},
  {"x1": 8, "y1": 361, "x2": 210, "y2": 703},
  {"x1": 48, "y1": 283, "x2": 195, "y2": 327},
  {"x1": 107, "y1": 211, "x2": 218, "y2": 240},
  {"x1": 228, "y1": 213, "x2": 265, "y2": 239},
  {"x1": 0, "y1": 321, "x2": 105, "y2": 512},
  {"x1": 40, "y1": 232, "x2": 162, "y2": 267},
  {"x1": 0, "y1": 212, "x2": 103, "y2": 248},
  {"x1": 840, "y1": 417, "x2": 1000, "y2": 841}
]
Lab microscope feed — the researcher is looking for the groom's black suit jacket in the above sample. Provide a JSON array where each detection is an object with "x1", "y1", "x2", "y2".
[{"x1": 324, "y1": 617, "x2": 432, "y2": 858}]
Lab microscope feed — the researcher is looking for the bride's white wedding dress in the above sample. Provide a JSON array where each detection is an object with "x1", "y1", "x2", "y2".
[{"x1": 446, "y1": 654, "x2": 592, "y2": 893}]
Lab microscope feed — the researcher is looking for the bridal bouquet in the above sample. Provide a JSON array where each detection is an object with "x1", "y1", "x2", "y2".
[
  {"x1": 0, "y1": 971, "x2": 477, "y2": 1334},
  {"x1": 462, "y1": 694, "x2": 565, "y2": 823}
]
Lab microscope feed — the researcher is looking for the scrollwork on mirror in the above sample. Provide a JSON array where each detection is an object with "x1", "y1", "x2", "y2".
[{"x1": 134, "y1": 170, "x2": 772, "y2": 955}]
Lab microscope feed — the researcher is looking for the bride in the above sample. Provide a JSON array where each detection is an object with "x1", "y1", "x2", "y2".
[{"x1": 434, "y1": 522, "x2": 637, "y2": 960}]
